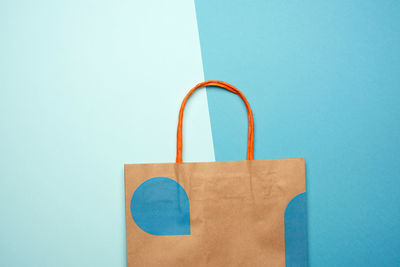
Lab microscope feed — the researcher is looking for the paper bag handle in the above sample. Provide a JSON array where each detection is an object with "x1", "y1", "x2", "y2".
[{"x1": 176, "y1": 80, "x2": 254, "y2": 163}]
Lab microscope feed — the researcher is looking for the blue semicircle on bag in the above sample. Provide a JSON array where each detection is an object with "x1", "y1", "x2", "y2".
[
  {"x1": 284, "y1": 192, "x2": 308, "y2": 267},
  {"x1": 130, "y1": 177, "x2": 190, "y2": 235}
]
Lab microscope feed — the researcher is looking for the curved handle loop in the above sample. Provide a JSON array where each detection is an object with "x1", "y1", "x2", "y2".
[{"x1": 176, "y1": 80, "x2": 254, "y2": 163}]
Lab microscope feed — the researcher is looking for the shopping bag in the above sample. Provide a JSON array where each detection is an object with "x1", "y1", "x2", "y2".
[{"x1": 125, "y1": 80, "x2": 307, "y2": 266}]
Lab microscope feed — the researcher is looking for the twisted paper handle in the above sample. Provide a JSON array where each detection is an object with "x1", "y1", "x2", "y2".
[{"x1": 176, "y1": 80, "x2": 254, "y2": 163}]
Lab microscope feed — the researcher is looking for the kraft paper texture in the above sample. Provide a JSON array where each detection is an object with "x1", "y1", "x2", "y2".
[{"x1": 125, "y1": 158, "x2": 306, "y2": 266}]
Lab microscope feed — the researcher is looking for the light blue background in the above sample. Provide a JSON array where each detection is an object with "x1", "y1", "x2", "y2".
[
  {"x1": 0, "y1": 0, "x2": 213, "y2": 266},
  {"x1": 195, "y1": 0, "x2": 400, "y2": 266},
  {"x1": 1, "y1": 0, "x2": 400, "y2": 266}
]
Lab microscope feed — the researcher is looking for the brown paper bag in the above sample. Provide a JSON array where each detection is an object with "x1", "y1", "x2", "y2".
[{"x1": 125, "y1": 81, "x2": 307, "y2": 266}]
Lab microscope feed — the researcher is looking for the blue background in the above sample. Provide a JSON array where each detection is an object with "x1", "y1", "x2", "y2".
[
  {"x1": 1, "y1": 0, "x2": 399, "y2": 266},
  {"x1": 195, "y1": 0, "x2": 400, "y2": 266}
]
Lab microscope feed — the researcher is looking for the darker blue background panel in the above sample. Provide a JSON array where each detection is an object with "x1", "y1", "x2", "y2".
[
  {"x1": 285, "y1": 193, "x2": 308, "y2": 267},
  {"x1": 130, "y1": 177, "x2": 190, "y2": 235},
  {"x1": 195, "y1": 0, "x2": 400, "y2": 266}
]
